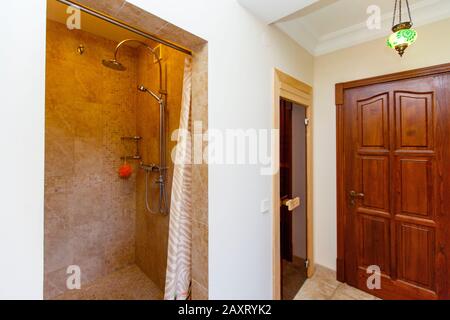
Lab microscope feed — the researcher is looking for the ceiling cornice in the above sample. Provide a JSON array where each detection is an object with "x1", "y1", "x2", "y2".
[
  {"x1": 275, "y1": 0, "x2": 450, "y2": 56},
  {"x1": 237, "y1": 0, "x2": 319, "y2": 24}
]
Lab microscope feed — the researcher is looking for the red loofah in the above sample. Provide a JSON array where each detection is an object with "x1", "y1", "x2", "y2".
[{"x1": 119, "y1": 163, "x2": 133, "y2": 179}]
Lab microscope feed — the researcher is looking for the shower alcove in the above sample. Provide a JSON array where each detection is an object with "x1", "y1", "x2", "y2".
[{"x1": 44, "y1": 0, "x2": 208, "y2": 300}]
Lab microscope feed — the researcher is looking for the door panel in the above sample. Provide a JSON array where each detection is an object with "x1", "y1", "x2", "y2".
[
  {"x1": 360, "y1": 156, "x2": 390, "y2": 210},
  {"x1": 358, "y1": 93, "x2": 390, "y2": 150},
  {"x1": 395, "y1": 92, "x2": 434, "y2": 150},
  {"x1": 397, "y1": 158, "x2": 433, "y2": 218},
  {"x1": 343, "y1": 74, "x2": 450, "y2": 300},
  {"x1": 397, "y1": 223, "x2": 435, "y2": 290},
  {"x1": 358, "y1": 214, "x2": 391, "y2": 275}
]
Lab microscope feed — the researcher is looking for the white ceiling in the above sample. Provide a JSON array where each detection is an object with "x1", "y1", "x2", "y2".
[
  {"x1": 239, "y1": 0, "x2": 450, "y2": 56},
  {"x1": 238, "y1": 0, "x2": 319, "y2": 24}
]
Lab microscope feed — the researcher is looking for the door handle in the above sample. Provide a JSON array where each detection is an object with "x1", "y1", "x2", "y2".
[
  {"x1": 282, "y1": 197, "x2": 301, "y2": 211},
  {"x1": 349, "y1": 191, "x2": 365, "y2": 206}
]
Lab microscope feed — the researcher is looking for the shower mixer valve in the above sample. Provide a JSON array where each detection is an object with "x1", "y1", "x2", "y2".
[{"x1": 140, "y1": 162, "x2": 168, "y2": 173}]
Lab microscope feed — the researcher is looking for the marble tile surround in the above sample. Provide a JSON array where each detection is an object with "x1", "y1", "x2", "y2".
[
  {"x1": 74, "y1": 0, "x2": 206, "y2": 48},
  {"x1": 191, "y1": 43, "x2": 209, "y2": 299},
  {"x1": 47, "y1": 0, "x2": 209, "y2": 299},
  {"x1": 45, "y1": 20, "x2": 138, "y2": 299}
]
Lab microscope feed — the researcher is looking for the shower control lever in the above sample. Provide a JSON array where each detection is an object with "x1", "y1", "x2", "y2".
[
  {"x1": 140, "y1": 163, "x2": 158, "y2": 172},
  {"x1": 140, "y1": 162, "x2": 169, "y2": 172}
]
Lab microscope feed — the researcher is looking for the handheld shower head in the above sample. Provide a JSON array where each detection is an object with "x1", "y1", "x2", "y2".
[
  {"x1": 137, "y1": 85, "x2": 162, "y2": 103},
  {"x1": 102, "y1": 59, "x2": 126, "y2": 71},
  {"x1": 137, "y1": 85, "x2": 148, "y2": 92}
]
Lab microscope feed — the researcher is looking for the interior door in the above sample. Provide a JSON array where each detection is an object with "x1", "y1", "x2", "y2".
[
  {"x1": 343, "y1": 73, "x2": 450, "y2": 300},
  {"x1": 280, "y1": 98, "x2": 308, "y2": 300}
]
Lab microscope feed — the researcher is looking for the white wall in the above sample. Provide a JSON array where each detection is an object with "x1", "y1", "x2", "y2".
[
  {"x1": 129, "y1": 0, "x2": 314, "y2": 299},
  {"x1": 313, "y1": 18, "x2": 450, "y2": 270},
  {"x1": 0, "y1": 1, "x2": 46, "y2": 299}
]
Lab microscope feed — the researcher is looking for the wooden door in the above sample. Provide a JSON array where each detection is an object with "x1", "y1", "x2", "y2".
[{"x1": 342, "y1": 72, "x2": 450, "y2": 300}]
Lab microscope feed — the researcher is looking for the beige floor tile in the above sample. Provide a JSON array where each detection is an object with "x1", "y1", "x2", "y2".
[
  {"x1": 52, "y1": 264, "x2": 162, "y2": 300},
  {"x1": 294, "y1": 278, "x2": 339, "y2": 300},
  {"x1": 294, "y1": 265, "x2": 380, "y2": 301},
  {"x1": 312, "y1": 266, "x2": 340, "y2": 287},
  {"x1": 331, "y1": 284, "x2": 378, "y2": 300}
]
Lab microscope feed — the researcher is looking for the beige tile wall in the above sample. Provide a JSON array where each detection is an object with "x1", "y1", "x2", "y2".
[
  {"x1": 45, "y1": 20, "x2": 138, "y2": 299},
  {"x1": 191, "y1": 44, "x2": 209, "y2": 299}
]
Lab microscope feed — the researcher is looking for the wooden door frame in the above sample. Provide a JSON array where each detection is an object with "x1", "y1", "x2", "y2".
[
  {"x1": 335, "y1": 63, "x2": 450, "y2": 283},
  {"x1": 273, "y1": 69, "x2": 314, "y2": 300}
]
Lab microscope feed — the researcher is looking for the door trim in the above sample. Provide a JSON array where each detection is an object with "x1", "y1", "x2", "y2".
[
  {"x1": 273, "y1": 69, "x2": 314, "y2": 300},
  {"x1": 335, "y1": 63, "x2": 450, "y2": 283}
]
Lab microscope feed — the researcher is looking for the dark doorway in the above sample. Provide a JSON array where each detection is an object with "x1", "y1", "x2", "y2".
[{"x1": 280, "y1": 98, "x2": 308, "y2": 300}]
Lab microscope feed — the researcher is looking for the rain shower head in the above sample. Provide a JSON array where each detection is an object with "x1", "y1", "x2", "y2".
[{"x1": 102, "y1": 59, "x2": 126, "y2": 71}]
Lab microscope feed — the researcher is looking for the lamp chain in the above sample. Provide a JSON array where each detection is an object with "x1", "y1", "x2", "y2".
[
  {"x1": 392, "y1": 0, "x2": 413, "y2": 27},
  {"x1": 406, "y1": 0, "x2": 413, "y2": 24},
  {"x1": 392, "y1": 0, "x2": 398, "y2": 27}
]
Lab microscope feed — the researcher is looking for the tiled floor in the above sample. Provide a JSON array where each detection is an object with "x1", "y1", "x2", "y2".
[
  {"x1": 53, "y1": 263, "x2": 375, "y2": 300},
  {"x1": 294, "y1": 265, "x2": 380, "y2": 300},
  {"x1": 53, "y1": 265, "x2": 163, "y2": 300}
]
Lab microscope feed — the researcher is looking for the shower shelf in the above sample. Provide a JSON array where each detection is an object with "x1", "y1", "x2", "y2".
[
  {"x1": 121, "y1": 136, "x2": 142, "y2": 161},
  {"x1": 120, "y1": 155, "x2": 142, "y2": 161},
  {"x1": 121, "y1": 136, "x2": 142, "y2": 141}
]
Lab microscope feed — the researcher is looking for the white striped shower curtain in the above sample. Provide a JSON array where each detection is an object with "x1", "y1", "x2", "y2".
[{"x1": 164, "y1": 58, "x2": 193, "y2": 300}]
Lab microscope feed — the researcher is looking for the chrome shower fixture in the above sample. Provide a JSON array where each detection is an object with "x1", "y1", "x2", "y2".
[
  {"x1": 102, "y1": 59, "x2": 126, "y2": 71},
  {"x1": 137, "y1": 85, "x2": 163, "y2": 103},
  {"x1": 103, "y1": 39, "x2": 168, "y2": 215},
  {"x1": 102, "y1": 39, "x2": 166, "y2": 94}
]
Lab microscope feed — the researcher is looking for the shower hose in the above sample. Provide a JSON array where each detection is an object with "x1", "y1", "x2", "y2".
[{"x1": 144, "y1": 169, "x2": 168, "y2": 215}]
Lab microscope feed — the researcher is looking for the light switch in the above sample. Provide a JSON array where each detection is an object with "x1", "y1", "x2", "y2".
[{"x1": 260, "y1": 199, "x2": 270, "y2": 214}]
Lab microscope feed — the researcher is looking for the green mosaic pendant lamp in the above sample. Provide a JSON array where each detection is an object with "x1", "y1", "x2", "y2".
[{"x1": 387, "y1": 0, "x2": 418, "y2": 57}]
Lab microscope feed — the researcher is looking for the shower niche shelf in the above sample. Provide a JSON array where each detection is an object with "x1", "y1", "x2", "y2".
[{"x1": 121, "y1": 136, "x2": 142, "y2": 161}]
